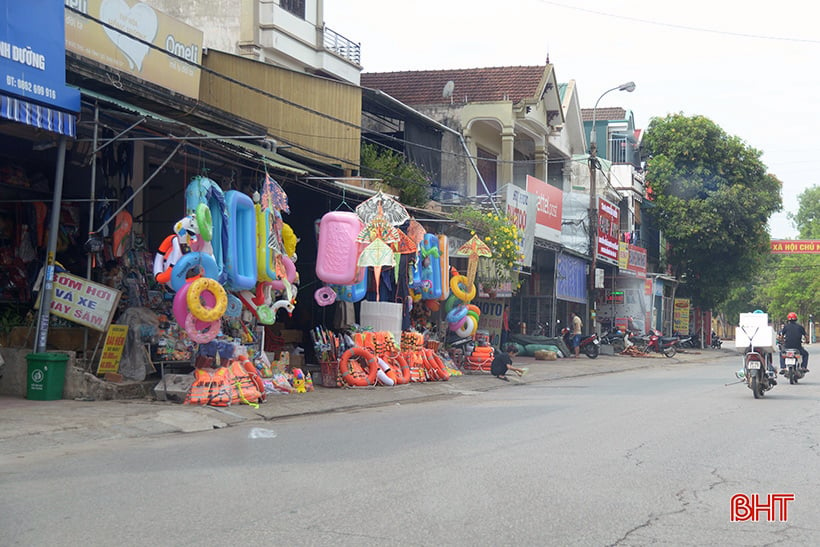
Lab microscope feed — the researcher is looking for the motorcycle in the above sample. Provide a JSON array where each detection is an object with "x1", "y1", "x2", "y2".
[
  {"x1": 600, "y1": 329, "x2": 627, "y2": 353},
  {"x1": 738, "y1": 347, "x2": 776, "y2": 398},
  {"x1": 710, "y1": 331, "x2": 722, "y2": 349},
  {"x1": 674, "y1": 332, "x2": 693, "y2": 349},
  {"x1": 561, "y1": 328, "x2": 600, "y2": 359},
  {"x1": 634, "y1": 329, "x2": 678, "y2": 358},
  {"x1": 780, "y1": 347, "x2": 806, "y2": 384}
]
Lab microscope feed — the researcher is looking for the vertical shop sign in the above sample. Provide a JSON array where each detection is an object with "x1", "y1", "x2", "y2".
[
  {"x1": 597, "y1": 197, "x2": 620, "y2": 263},
  {"x1": 97, "y1": 324, "x2": 128, "y2": 374},
  {"x1": 473, "y1": 298, "x2": 505, "y2": 346},
  {"x1": 504, "y1": 184, "x2": 536, "y2": 267},
  {"x1": 525, "y1": 175, "x2": 563, "y2": 243},
  {"x1": 673, "y1": 298, "x2": 690, "y2": 334}
]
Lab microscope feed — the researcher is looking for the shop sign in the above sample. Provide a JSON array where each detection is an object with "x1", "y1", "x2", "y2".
[
  {"x1": 618, "y1": 242, "x2": 647, "y2": 278},
  {"x1": 50, "y1": 273, "x2": 121, "y2": 331},
  {"x1": 556, "y1": 253, "x2": 587, "y2": 303},
  {"x1": 597, "y1": 197, "x2": 619, "y2": 264},
  {"x1": 96, "y1": 324, "x2": 128, "y2": 374},
  {"x1": 674, "y1": 298, "x2": 690, "y2": 334},
  {"x1": 65, "y1": 0, "x2": 203, "y2": 99},
  {"x1": 472, "y1": 298, "x2": 505, "y2": 346},
  {"x1": 770, "y1": 240, "x2": 820, "y2": 254},
  {"x1": 525, "y1": 175, "x2": 563, "y2": 243},
  {"x1": 0, "y1": 0, "x2": 80, "y2": 111},
  {"x1": 503, "y1": 184, "x2": 536, "y2": 267}
]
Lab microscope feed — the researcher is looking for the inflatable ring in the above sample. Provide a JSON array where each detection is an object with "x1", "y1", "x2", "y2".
[
  {"x1": 444, "y1": 293, "x2": 460, "y2": 314},
  {"x1": 450, "y1": 275, "x2": 476, "y2": 302},
  {"x1": 455, "y1": 315, "x2": 476, "y2": 338},
  {"x1": 256, "y1": 305, "x2": 275, "y2": 325},
  {"x1": 170, "y1": 252, "x2": 220, "y2": 292},
  {"x1": 315, "y1": 286, "x2": 337, "y2": 307},
  {"x1": 448, "y1": 315, "x2": 468, "y2": 332},
  {"x1": 184, "y1": 312, "x2": 221, "y2": 344},
  {"x1": 466, "y1": 309, "x2": 480, "y2": 324},
  {"x1": 338, "y1": 347, "x2": 378, "y2": 387},
  {"x1": 187, "y1": 277, "x2": 228, "y2": 322},
  {"x1": 195, "y1": 202, "x2": 213, "y2": 242},
  {"x1": 446, "y1": 304, "x2": 468, "y2": 324},
  {"x1": 173, "y1": 281, "x2": 215, "y2": 329},
  {"x1": 225, "y1": 294, "x2": 243, "y2": 318},
  {"x1": 269, "y1": 254, "x2": 297, "y2": 291}
]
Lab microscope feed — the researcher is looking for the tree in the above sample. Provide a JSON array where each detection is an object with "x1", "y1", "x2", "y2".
[
  {"x1": 762, "y1": 185, "x2": 820, "y2": 321},
  {"x1": 642, "y1": 114, "x2": 782, "y2": 308},
  {"x1": 359, "y1": 143, "x2": 431, "y2": 208}
]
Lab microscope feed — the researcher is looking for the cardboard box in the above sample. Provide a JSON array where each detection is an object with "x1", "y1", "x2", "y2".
[{"x1": 280, "y1": 329, "x2": 304, "y2": 344}]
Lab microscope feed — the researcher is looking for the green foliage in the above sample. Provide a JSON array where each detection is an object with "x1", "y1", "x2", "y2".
[
  {"x1": 792, "y1": 185, "x2": 820, "y2": 239},
  {"x1": 642, "y1": 114, "x2": 782, "y2": 308},
  {"x1": 359, "y1": 143, "x2": 431, "y2": 208},
  {"x1": 449, "y1": 205, "x2": 524, "y2": 289}
]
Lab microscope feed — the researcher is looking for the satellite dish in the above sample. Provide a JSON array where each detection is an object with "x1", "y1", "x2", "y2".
[{"x1": 442, "y1": 80, "x2": 455, "y2": 99}]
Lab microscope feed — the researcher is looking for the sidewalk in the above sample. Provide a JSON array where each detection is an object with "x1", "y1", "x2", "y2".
[{"x1": 0, "y1": 348, "x2": 735, "y2": 458}]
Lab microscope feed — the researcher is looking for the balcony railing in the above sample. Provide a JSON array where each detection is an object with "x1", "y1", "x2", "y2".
[{"x1": 323, "y1": 25, "x2": 361, "y2": 66}]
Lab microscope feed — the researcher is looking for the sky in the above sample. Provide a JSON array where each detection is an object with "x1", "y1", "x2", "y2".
[{"x1": 324, "y1": 0, "x2": 818, "y2": 240}]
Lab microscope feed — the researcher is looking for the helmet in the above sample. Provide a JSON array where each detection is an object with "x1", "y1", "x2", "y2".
[{"x1": 787, "y1": 312, "x2": 798, "y2": 321}]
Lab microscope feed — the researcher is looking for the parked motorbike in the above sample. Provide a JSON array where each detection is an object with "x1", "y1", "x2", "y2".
[
  {"x1": 781, "y1": 347, "x2": 806, "y2": 384},
  {"x1": 634, "y1": 329, "x2": 678, "y2": 358},
  {"x1": 710, "y1": 331, "x2": 722, "y2": 349},
  {"x1": 674, "y1": 332, "x2": 693, "y2": 349},
  {"x1": 738, "y1": 347, "x2": 776, "y2": 398},
  {"x1": 561, "y1": 328, "x2": 601, "y2": 359}
]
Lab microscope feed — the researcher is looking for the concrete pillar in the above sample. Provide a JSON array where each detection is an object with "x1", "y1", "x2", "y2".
[
  {"x1": 534, "y1": 139, "x2": 547, "y2": 182},
  {"x1": 500, "y1": 127, "x2": 515, "y2": 186}
]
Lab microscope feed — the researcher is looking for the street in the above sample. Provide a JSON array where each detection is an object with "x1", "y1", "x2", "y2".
[{"x1": 3, "y1": 350, "x2": 820, "y2": 546}]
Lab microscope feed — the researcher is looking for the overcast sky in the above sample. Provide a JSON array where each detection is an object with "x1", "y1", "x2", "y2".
[{"x1": 324, "y1": 0, "x2": 817, "y2": 239}]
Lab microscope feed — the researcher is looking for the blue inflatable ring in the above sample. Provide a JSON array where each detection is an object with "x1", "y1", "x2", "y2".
[
  {"x1": 170, "y1": 252, "x2": 220, "y2": 292},
  {"x1": 446, "y1": 304, "x2": 469, "y2": 324}
]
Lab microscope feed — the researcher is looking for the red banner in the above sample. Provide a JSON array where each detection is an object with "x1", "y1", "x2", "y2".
[{"x1": 770, "y1": 240, "x2": 820, "y2": 254}]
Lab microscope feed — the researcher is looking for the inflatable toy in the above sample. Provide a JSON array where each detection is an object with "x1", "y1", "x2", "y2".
[
  {"x1": 185, "y1": 177, "x2": 228, "y2": 284},
  {"x1": 455, "y1": 315, "x2": 477, "y2": 338},
  {"x1": 170, "y1": 251, "x2": 219, "y2": 292},
  {"x1": 281, "y1": 222, "x2": 298, "y2": 259},
  {"x1": 225, "y1": 294, "x2": 243, "y2": 318},
  {"x1": 438, "y1": 234, "x2": 450, "y2": 300},
  {"x1": 314, "y1": 286, "x2": 337, "y2": 307},
  {"x1": 224, "y1": 190, "x2": 258, "y2": 291},
  {"x1": 173, "y1": 282, "x2": 215, "y2": 329},
  {"x1": 186, "y1": 277, "x2": 228, "y2": 322},
  {"x1": 153, "y1": 234, "x2": 183, "y2": 285},
  {"x1": 184, "y1": 312, "x2": 221, "y2": 344},
  {"x1": 331, "y1": 267, "x2": 367, "y2": 303},
  {"x1": 315, "y1": 211, "x2": 363, "y2": 285},
  {"x1": 446, "y1": 304, "x2": 468, "y2": 324},
  {"x1": 269, "y1": 254, "x2": 297, "y2": 292},
  {"x1": 450, "y1": 273, "x2": 476, "y2": 303},
  {"x1": 417, "y1": 233, "x2": 442, "y2": 300},
  {"x1": 255, "y1": 202, "x2": 277, "y2": 281}
]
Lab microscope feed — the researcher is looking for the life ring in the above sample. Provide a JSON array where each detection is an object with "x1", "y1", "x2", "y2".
[
  {"x1": 173, "y1": 281, "x2": 214, "y2": 329},
  {"x1": 186, "y1": 277, "x2": 228, "y2": 322},
  {"x1": 450, "y1": 274, "x2": 476, "y2": 302},
  {"x1": 389, "y1": 353, "x2": 411, "y2": 385},
  {"x1": 195, "y1": 202, "x2": 213, "y2": 242},
  {"x1": 466, "y1": 304, "x2": 481, "y2": 325},
  {"x1": 443, "y1": 293, "x2": 460, "y2": 314},
  {"x1": 455, "y1": 315, "x2": 476, "y2": 338},
  {"x1": 170, "y1": 252, "x2": 220, "y2": 292},
  {"x1": 338, "y1": 347, "x2": 378, "y2": 387},
  {"x1": 446, "y1": 305, "x2": 468, "y2": 324},
  {"x1": 448, "y1": 315, "x2": 468, "y2": 332},
  {"x1": 184, "y1": 312, "x2": 221, "y2": 344},
  {"x1": 424, "y1": 349, "x2": 450, "y2": 381},
  {"x1": 376, "y1": 357, "x2": 396, "y2": 386},
  {"x1": 314, "y1": 286, "x2": 337, "y2": 306},
  {"x1": 153, "y1": 235, "x2": 184, "y2": 285}
]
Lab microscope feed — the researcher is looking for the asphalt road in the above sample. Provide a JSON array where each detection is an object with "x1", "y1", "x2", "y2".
[{"x1": 3, "y1": 351, "x2": 820, "y2": 546}]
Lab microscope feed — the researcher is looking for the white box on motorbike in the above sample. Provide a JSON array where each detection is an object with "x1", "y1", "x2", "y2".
[{"x1": 734, "y1": 321, "x2": 776, "y2": 353}]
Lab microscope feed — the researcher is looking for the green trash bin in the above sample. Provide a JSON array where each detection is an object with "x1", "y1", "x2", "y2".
[{"x1": 26, "y1": 352, "x2": 69, "y2": 401}]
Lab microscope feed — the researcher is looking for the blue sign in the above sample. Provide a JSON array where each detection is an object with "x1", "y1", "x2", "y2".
[
  {"x1": 556, "y1": 253, "x2": 588, "y2": 303},
  {"x1": 0, "y1": 0, "x2": 80, "y2": 112}
]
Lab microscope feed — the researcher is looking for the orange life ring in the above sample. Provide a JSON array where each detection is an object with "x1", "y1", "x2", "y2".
[
  {"x1": 427, "y1": 350, "x2": 450, "y2": 381},
  {"x1": 338, "y1": 347, "x2": 378, "y2": 387},
  {"x1": 389, "y1": 353, "x2": 411, "y2": 385}
]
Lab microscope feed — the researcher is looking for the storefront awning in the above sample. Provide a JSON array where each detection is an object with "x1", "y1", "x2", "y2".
[
  {"x1": 1, "y1": 94, "x2": 77, "y2": 137},
  {"x1": 78, "y1": 88, "x2": 312, "y2": 176}
]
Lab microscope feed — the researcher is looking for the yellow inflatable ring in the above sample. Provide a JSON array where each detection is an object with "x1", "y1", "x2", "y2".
[
  {"x1": 450, "y1": 275, "x2": 476, "y2": 302},
  {"x1": 186, "y1": 277, "x2": 228, "y2": 322}
]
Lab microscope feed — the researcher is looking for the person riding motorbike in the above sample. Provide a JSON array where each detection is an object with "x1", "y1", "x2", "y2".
[{"x1": 779, "y1": 312, "x2": 809, "y2": 374}]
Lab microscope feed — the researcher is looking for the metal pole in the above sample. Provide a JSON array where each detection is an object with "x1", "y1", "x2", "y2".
[
  {"x1": 34, "y1": 136, "x2": 68, "y2": 353},
  {"x1": 83, "y1": 104, "x2": 100, "y2": 364}
]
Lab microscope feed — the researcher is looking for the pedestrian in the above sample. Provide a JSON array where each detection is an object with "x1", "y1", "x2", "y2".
[
  {"x1": 571, "y1": 312, "x2": 583, "y2": 358},
  {"x1": 500, "y1": 304, "x2": 510, "y2": 347},
  {"x1": 491, "y1": 344, "x2": 528, "y2": 381}
]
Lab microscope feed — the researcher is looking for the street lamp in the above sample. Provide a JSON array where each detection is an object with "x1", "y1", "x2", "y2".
[{"x1": 588, "y1": 81, "x2": 636, "y2": 321}]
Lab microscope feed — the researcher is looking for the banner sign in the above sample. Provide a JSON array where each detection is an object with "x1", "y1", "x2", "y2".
[
  {"x1": 473, "y1": 298, "x2": 505, "y2": 346},
  {"x1": 504, "y1": 184, "x2": 536, "y2": 267},
  {"x1": 50, "y1": 273, "x2": 121, "y2": 331},
  {"x1": 597, "y1": 197, "x2": 620, "y2": 264},
  {"x1": 618, "y1": 242, "x2": 647, "y2": 278},
  {"x1": 525, "y1": 175, "x2": 563, "y2": 243},
  {"x1": 770, "y1": 240, "x2": 820, "y2": 254},
  {"x1": 674, "y1": 298, "x2": 690, "y2": 334},
  {"x1": 96, "y1": 324, "x2": 128, "y2": 374},
  {"x1": 1, "y1": 0, "x2": 80, "y2": 111},
  {"x1": 65, "y1": 0, "x2": 203, "y2": 99}
]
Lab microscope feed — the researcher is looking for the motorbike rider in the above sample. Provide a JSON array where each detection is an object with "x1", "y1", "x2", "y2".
[{"x1": 778, "y1": 312, "x2": 809, "y2": 374}]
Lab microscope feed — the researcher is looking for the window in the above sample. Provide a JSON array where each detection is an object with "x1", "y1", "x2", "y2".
[{"x1": 280, "y1": 0, "x2": 305, "y2": 19}]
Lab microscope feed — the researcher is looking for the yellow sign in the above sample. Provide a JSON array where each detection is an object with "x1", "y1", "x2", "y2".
[
  {"x1": 673, "y1": 298, "x2": 690, "y2": 334},
  {"x1": 65, "y1": 0, "x2": 203, "y2": 98},
  {"x1": 97, "y1": 324, "x2": 128, "y2": 374}
]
